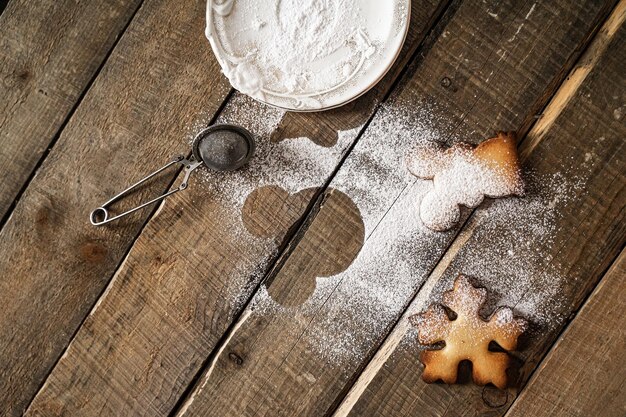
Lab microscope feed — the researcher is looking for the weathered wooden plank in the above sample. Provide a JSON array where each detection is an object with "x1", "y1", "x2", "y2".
[
  {"x1": 173, "y1": 1, "x2": 619, "y2": 417},
  {"x1": 504, "y1": 249, "x2": 626, "y2": 417},
  {"x1": 338, "y1": 3, "x2": 626, "y2": 416},
  {"x1": 0, "y1": 0, "x2": 143, "y2": 221},
  {"x1": 0, "y1": 0, "x2": 233, "y2": 415},
  {"x1": 23, "y1": 1, "x2": 446, "y2": 416}
]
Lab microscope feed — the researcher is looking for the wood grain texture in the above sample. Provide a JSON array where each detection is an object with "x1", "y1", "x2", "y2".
[
  {"x1": 339, "y1": 4, "x2": 626, "y2": 416},
  {"x1": 23, "y1": 2, "x2": 445, "y2": 416},
  {"x1": 0, "y1": 0, "x2": 232, "y2": 415},
  {"x1": 174, "y1": 1, "x2": 618, "y2": 417},
  {"x1": 0, "y1": 0, "x2": 143, "y2": 221},
  {"x1": 505, "y1": 249, "x2": 626, "y2": 417}
]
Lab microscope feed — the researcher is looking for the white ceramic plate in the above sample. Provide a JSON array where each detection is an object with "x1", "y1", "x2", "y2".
[{"x1": 205, "y1": 0, "x2": 411, "y2": 111}]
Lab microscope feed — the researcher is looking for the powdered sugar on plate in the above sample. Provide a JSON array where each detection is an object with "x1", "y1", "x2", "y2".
[{"x1": 206, "y1": 0, "x2": 410, "y2": 110}]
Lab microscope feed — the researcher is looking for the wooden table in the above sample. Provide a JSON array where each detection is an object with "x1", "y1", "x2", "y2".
[{"x1": 1, "y1": 0, "x2": 624, "y2": 416}]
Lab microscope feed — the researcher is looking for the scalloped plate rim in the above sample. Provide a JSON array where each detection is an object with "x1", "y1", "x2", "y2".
[{"x1": 205, "y1": 0, "x2": 412, "y2": 112}]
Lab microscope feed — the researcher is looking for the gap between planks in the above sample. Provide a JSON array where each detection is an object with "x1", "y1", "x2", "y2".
[
  {"x1": 22, "y1": 86, "x2": 236, "y2": 414},
  {"x1": 332, "y1": 1, "x2": 626, "y2": 415},
  {"x1": 0, "y1": 0, "x2": 10, "y2": 16},
  {"x1": 521, "y1": 0, "x2": 626, "y2": 160},
  {"x1": 503, "y1": 248, "x2": 626, "y2": 417},
  {"x1": 0, "y1": 0, "x2": 146, "y2": 230},
  {"x1": 165, "y1": 1, "x2": 621, "y2": 415},
  {"x1": 176, "y1": 309, "x2": 253, "y2": 416},
  {"x1": 23, "y1": 1, "x2": 453, "y2": 415},
  {"x1": 167, "y1": 3, "x2": 458, "y2": 416}
]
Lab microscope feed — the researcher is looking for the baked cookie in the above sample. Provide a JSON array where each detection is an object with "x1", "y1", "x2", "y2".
[
  {"x1": 409, "y1": 275, "x2": 527, "y2": 389},
  {"x1": 407, "y1": 132, "x2": 524, "y2": 231}
]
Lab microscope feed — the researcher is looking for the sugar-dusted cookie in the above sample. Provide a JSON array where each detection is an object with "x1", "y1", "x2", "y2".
[
  {"x1": 407, "y1": 132, "x2": 524, "y2": 231},
  {"x1": 409, "y1": 275, "x2": 527, "y2": 389}
]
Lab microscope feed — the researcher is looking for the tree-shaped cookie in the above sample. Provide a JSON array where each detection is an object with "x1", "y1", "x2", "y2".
[
  {"x1": 243, "y1": 185, "x2": 364, "y2": 306},
  {"x1": 409, "y1": 275, "x2": 527, "y2": 389},
  {"x1": 407, "y1": 132, "x2": 524, "y2": 231}
]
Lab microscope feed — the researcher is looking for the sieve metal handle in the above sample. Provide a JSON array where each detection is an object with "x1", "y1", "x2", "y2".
[{"x1": 90, "y1": 155, "x2": 202, "y2": 226}]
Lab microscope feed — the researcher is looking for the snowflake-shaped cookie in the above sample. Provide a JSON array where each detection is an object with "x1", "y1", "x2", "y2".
[
  {"x1": 409, "y1": 275, "x2": 527, "y2": 389},
  {"x1": 407, "y1": 132, "x2": 525, "y2": 231}
]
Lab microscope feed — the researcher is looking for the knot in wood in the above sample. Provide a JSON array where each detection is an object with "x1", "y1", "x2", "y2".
[{"x1": 228, "y1": 352, "x2": 244, "y2": 366}]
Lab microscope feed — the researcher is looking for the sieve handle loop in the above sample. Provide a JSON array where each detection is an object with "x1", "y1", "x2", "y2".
[{"x1": 90, "y1": 155, "x2": 202, "y2": 226}]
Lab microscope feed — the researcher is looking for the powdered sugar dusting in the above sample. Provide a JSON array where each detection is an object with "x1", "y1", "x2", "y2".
[
  {"x1": 432, "y1": 170, "x2": 585, "y2": 328},
  {"x1": 332, "y1": 101, "x2": 449, "y2": 232},
  {"x1": 193, "y1": 93, "x2": 356, "y2": 205},
  {"x1": 185, "y1": 94, "x2": 586, "y2": 366},
  {"x1": 247, "y1": 103, "x2": 455, "y2": 362},
  {"x1": 245, "y1": 100, "x2": 585, "y2": 364},
  {"x1": 394, "y1": 169, "x2": 585, "y2": 356},
  {"x1": 189, "y1": 93, "x2": 361, "y2": 310}
]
